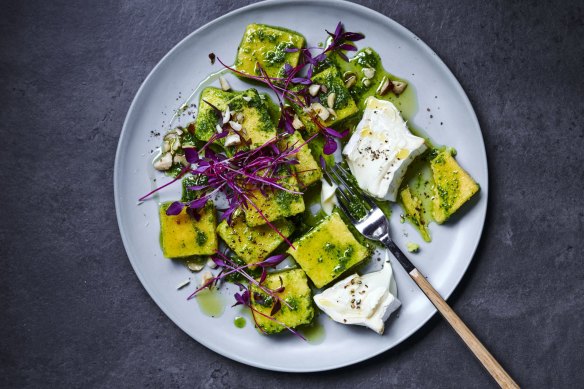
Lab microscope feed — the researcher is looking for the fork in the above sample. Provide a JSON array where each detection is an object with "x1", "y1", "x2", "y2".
[{"x1": 326, "y1": 164, "x2": 518, "y2": 389}]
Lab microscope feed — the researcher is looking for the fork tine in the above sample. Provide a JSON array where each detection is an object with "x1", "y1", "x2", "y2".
[
  {"x1": 335, "y1": 194, "x2": 358, "y2": 224},
  {"x1": 329, "y1": 165, "x2": 354, "y2": 196},
  {"x1": 334, "y1": 180, "x2": 354, "y2": 209},
  {"x1": 324, "y1": 169, "x2": 350, "y2": 204},
  {"x1": 331, "y1": 165, "x2": 377, "y2": 211},
  {"x1": 329, "y1": 168, "x2": 360, "y2": 206}
]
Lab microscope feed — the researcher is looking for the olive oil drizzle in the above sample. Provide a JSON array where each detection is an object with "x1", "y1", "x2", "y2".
[{"x1": 195, "y1": 289, "x2": 226, "y2": 318}]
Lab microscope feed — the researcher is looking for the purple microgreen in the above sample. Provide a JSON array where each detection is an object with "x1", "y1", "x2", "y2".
[
  {"x1": 270, "y1": 299, "x2": 282, "y2": 316},
  {"x1": 342, "y1": 31, "x2": 365, "y2": 42},
  {"x1": 242, "y1": 192, "x2": 296, "y2": 249},
  {"x1": 278, "y1": 106, "x2": 297, "y2": 135},
  {"x1": 338, "y1": 43, "x2": 358, "y2": 52},
  {"x1": 336, "y1": 51, "x2": 349, "y2": 62},
  {"x1": 144, "y1": 22, "x2": 366, "y2": 241},
  {"x1": 319, "y1": 155, "x2": 326, "y2": 169},
  {"x1": 165, "y1": 201, "x2": 184, "y2": 216},
  {"x1": 184, "y1": 147, "x2": 200, "y2": 164},
  {"x1": 325, "y1": 22, "x2": 365, "y2": 58},
  {"x1": 185, "y1": 250, "x2": 304, "y2": 339},
  {"x1": 138, "y1": 166, "x2": 189, "y2": 202},
  {"x1": 256, "y1": 254, "x2": 287, "y2": 268},
  {"x1": 259, "y1": 269, "x2": 267, "y2": 285},
  {"x1": 186, "y1": 206, "x2": 201, "y2": 221},
  {"x1": 188, "y1": 195, "x2": 210, "y2": 210},
  {"x1": 187, "y1": 184, "x2": 207, "y2": 191},
  {"x1": 232, "y1": 289, "x2": 250, "y2": 307},
  {"x1": 313, "y1": 52, "x2": 327, "y2": 63},
  {"x1": 291, "y1": 77, "x2": 312, "y2": 85},
  {"x1": 202, "y1": 99, "x2": 223, "y2": 121},
  {"x1": 323, "y1": 136, "x2": 338, "y2": 155},
  {"x1": 274, "y1": 275, "x2": 285, "y2": 294},
  {"x1": 328, "y1": 21, "x2": 343, "y2": 39},
  {"x1": 249, "y1": 306, "x2": 306, "y2": 340},
  {"x1": 211, "y1": 255, "x2": 228, "y2": 268},
  {"x1": 252, "y1": 291, "x2": 267, "y2": 305},
  {"x1": 323, "y1": 127, "x2": 349, "y2": 139},
  {"x1": 283, "y1": 63, "x2": 293, "y2": 75}
]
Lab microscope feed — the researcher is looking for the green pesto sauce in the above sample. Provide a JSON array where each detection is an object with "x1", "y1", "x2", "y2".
[
  {"x1": 375, "y1": 198, "x2": 392, "y2": 219},
  {"x1": 195, "y1": 230, "x2": 208, "y2": 246},
  {"x1": 318, "y1": 72, "x2": 351, "y2": 110},
  {"x1": 332, "y1": 245, "x2": 355, "y2": 274},
  {"x1": 264, "y1": 42, "x2": 293, "y2": 67},
  {"x1": 296, "y1": 181, "x2": 328, "y2": 238},
  {"x1": 260, "y1": 92, "x2": 281, "y2": 126},
  {"x1": 246, "y1": 26, "x2": 279, "y2": 43},
  {"x1": 434, "y1": 156, "x2": 461, "y2": 214},
  {"x1": 284, "y1": 296, "x2": 299, "y2": 311},
  {"x1": 197, "y1": 109, "x2": 220, "y2": 140},
  {"x1": 165, "y1": 163, "x2": 183, "y2": 178},
  {"x1": 253, "y1": 292, "x2": 273, "y2": 308},
  {"x1": 180, "y1": 131, "x2": 200, "y2": 149},
  {"x1": 196, "y1": 289, "x2": 225, "y2": 318},
  {"x1": 275, "y1": 189, "x2": 299, "y2": 214},
  {"x1": 398, "y1": 153, "x2": 434, "y2": 239},
  {"x1": 346, "y1": 199, "x2": 367, "y2": 220},
  {"x1": 181, "y1": 175, "x2": 207, "y2": 202},
  {"x1": 234, "y1": 316, "x2": 246, "y2": 328}
]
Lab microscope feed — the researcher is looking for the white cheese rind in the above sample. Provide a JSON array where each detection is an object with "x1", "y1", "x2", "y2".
[
  {"x1": 313, "y1": 259, "x2": 400, "y2": 334},
  {"x1": 320, "y1": 178, "x2": 338, "y2": 215},
  {"x1": 342, "y1": 97, "x2": 426, "y2": 201}
]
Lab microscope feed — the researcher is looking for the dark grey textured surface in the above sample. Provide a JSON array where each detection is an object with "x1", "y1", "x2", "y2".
[{"x1": 1, "y1": 0, "x2": 583, "y2": 387}]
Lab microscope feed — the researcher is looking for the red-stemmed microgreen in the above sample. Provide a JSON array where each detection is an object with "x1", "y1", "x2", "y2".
[
  {"x1": 231, "y1": 283, "x2": 305, "y2": 339},
  {"x1": 143, "y1": 22, "x2": 363, "y2": 241},
  {"x1": 186, "y1": 251, "x2": 305, "y2": 339},
  {"x1": 215, "y1": 21, "x2": 362, "y2": 155},
  {"x1": 287, "y1": 21, "x2": 364, "y2": 66},
  {"x1": 141, "y1": 133, "x2": 318, "y2": 247},
  {"x1": 324, "y1": 21, "x2": 365, "y2": 60},
  {"x1": 217, "y1": 57, "x2": 347, "y2": 155},
  {"x1": 138, "y1": 165, "x2": 190, "y2": 202}
]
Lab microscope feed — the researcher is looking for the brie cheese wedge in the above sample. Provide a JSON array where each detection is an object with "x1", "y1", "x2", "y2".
[
  {"x1": 342, "y1": 97, "x2": 426, "y2": 201},
  {"x1": 313, "y1": 258, "x2": 400, "y2": 334}
]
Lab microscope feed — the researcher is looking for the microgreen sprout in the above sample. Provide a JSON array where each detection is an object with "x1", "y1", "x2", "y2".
[
  {"x1": 188, "y1": 251, "x2": 305, "y2": 339},
  {"x1": 141, "y1": 130, "x2": 318, "y2": 246},
  {"x1": 142, "y1": 22, "x2": 363, "y2": 241},
  {"x1": 215, "y1": 21, "x2": 362, "y2": 156}
]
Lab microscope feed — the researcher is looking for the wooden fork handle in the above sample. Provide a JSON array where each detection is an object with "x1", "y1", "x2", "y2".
[{"x1": 409, "y1": 269, "x2": 519, "y2": 388}]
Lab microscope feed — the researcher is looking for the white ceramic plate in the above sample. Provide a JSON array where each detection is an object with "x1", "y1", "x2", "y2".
[{"x1": 114, "y1": 0, "x2": 488, "y2": 372}]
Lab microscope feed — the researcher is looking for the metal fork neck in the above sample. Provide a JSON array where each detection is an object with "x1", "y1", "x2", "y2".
[{"x1": 380, "y1": 234, "x2": 416, "y2": 273}]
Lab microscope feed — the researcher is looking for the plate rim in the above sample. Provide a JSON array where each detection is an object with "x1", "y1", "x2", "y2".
[{"x1": 114, "y1": 0, "x2": 489, "y2": 372}]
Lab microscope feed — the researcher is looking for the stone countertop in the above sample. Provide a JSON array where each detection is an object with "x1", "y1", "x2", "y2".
[{"x1": 1, "y1": 0, "x2": 583, "y2": 387}]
